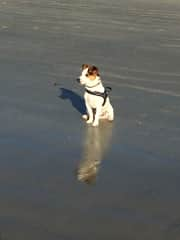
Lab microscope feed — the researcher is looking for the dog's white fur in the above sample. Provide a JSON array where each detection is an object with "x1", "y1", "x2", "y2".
[{"x1": 78, "y1": 66, "x2": 114, "y2": 127}]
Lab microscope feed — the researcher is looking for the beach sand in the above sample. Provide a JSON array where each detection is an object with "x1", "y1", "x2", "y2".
[{"x1": 0, "y1": 0, "x2": 180, "y2": 239}]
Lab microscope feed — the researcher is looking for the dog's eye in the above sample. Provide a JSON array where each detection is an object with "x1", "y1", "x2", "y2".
[{"x1": 85, "y1": 73, "x2": 89, "y2": 77}]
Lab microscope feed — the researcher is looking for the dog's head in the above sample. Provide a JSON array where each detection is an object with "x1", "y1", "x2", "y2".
[{"x1": 77, "y1": 64, "x2": 100, "y2": 85}]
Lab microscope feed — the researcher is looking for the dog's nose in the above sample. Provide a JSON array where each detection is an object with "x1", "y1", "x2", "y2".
[{"x1": 76, "y1": 78, "x2": 80, "y2": 83}]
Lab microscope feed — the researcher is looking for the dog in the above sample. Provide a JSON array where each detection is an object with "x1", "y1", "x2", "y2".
[{"x1": 77, "y1": 64, "x2": 114, "y2": 127}]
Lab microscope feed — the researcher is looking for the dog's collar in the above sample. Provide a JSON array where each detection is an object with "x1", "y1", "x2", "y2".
[{"x1": 85, "y1": 81, "x2": 101, "y2": 89}]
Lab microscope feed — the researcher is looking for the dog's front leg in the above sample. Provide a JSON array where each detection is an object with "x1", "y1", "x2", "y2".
[
  {"x1": 86, "y1": 103, "x2": 94, "y2": 124},
  {"x1": 93, "y1": 105, "x2": 102, "y2": 127}
]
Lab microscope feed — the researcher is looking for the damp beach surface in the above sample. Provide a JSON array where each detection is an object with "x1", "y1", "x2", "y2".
[{"x1": 0, "y1": 0, "x2": 180, "y2": 239}]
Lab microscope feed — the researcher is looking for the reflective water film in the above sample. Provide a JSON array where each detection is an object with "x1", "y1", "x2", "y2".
[
  {"x1": 0, "y1": 0, "x2": 180, "y2": 239},
  {"x1": 77, "y1": 123, "x2": 113, "y2": 184}
]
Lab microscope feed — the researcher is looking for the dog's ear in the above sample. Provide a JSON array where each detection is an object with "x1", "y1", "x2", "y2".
[
  {"x1": 88, "y1": 65, "x2": 100, "y2": 76},
  {"x1": 95, "y1": 66, "x2": 100, "y2": 76},
  {"x1": 82, "y1": 64, "x2": 89, "y2": 70}
]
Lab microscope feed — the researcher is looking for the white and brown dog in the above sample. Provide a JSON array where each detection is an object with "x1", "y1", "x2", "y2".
[{"x1": 77, "y1": 64, "x2": 114, "y2": 127}]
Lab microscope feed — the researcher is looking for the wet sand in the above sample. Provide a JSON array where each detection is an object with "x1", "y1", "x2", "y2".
[{"x1": 0, "y1": 0, "x2": 180, "y2": 239}]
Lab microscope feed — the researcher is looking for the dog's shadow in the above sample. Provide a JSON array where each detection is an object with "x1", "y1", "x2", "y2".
[{"x1": 59, "y1": 88, "x2": 86, "y2": 115}]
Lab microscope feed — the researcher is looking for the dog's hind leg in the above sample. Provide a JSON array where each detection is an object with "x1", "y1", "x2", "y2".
[{"x1": 107, "y1": 104, "x2": 114, "y2": 121}]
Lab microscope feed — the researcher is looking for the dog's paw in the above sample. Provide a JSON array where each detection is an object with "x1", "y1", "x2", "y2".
[
  {"x1": 108, "y1": 113, "x2": 114, "y2": 121},
  {"x1": 108, "y1": 117, "x2": 114, "y2": 121},
  {"x1": 82, "y1": 114, "x2": 88, "y2": 120},
  {"x1": 92, "y1": 122, "x2": 99, "y2": 127},
  {"x1": 86, "y1": 119, "x2": 93, "y2": 124}
]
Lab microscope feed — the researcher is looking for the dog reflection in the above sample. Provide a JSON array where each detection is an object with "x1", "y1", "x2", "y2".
[{"x1": 77, "y1": 122, "x2": 113, "y2": 184}]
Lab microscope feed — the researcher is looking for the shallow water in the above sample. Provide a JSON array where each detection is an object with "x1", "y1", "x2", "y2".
[{"x1": 0, "y1": 0, "x2": 180, "y2": 239}]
